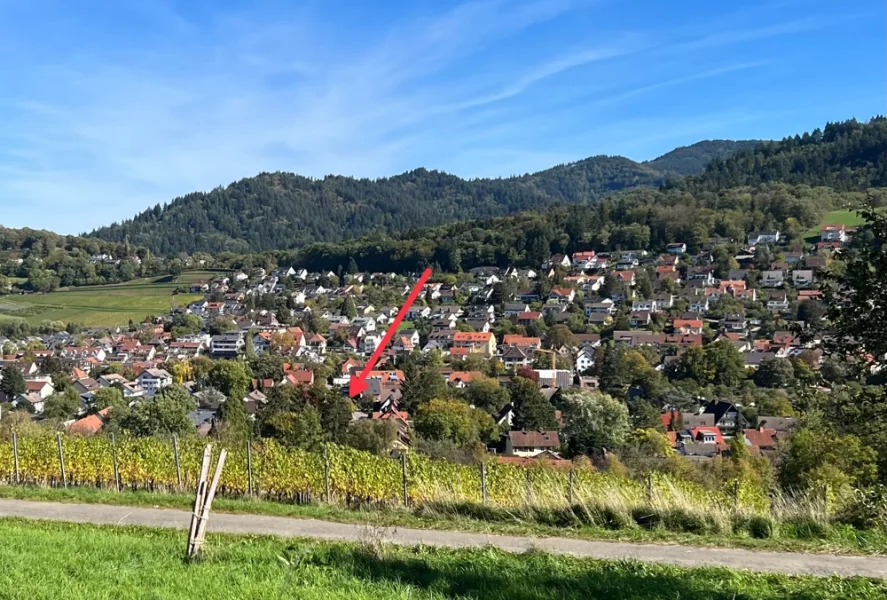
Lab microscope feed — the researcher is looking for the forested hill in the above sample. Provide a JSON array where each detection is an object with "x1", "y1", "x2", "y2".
[
  {"x1": 87, "y1": 140, "x2": 756, "y2": 255},
  {"x1": 681, "y1": 117, "x2": 887, "y2": 193},
  {"x1": 287, "y1": 184, "x2": 887, "y2": 275},
  {"x1": 643, "y1": 140, "x2": 760, "y2": 176}
]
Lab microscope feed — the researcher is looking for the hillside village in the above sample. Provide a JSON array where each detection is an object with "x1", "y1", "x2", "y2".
[{"x1": 0, "y1": 222, "x2": 856, "y2": 465}]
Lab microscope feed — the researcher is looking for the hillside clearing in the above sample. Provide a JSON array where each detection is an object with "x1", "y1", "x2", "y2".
[{"x1": 0, "y1": 271, "x2": 219, "y2": 327}]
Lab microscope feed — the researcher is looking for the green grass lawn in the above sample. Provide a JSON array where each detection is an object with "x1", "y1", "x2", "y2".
[
  {"x1": 0, "y1": 271, "x2": 217, "y2": 326},
  {"x1": 805, "y1": 209, "x2": 868, "y2": 241},
  {"x1": 0, "y1": 518, "x2": 884, "y2": 600},
  {"x1": 2, "y1": 485, "x2": 884, "y2": 557}
]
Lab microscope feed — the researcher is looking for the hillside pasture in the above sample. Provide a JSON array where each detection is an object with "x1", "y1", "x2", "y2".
[{"x1": 0, "y1": 270, "x2": 218, "y2": 327}]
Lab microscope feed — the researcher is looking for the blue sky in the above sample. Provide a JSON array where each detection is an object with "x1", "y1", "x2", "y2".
[{"x1": 0, "y1": 0, "x2": 884, "y2": 234}]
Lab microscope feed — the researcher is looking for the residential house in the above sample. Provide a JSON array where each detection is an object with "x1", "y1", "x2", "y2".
[
  {"x1": 571, "y1": 251, "x2": 597, "y2": 270},
  {"x1": 548, "y1": 288, "x2": 576, "y2": 304},
  {"x1": 630, "y1": 311, "x2": 651, "y2": 327},
  {"x1": 747, "y1": 231, "x2": 781, "y2": 246},
  {"x1": 672, "y1": 318, "x2": 704, "y2": 335},
  {"x1": 501, "y1": 430, "x2": 561, "y2": 458},
  {"x1": 545, "y1": 254, "x2": 571, "y2": 270},
  {"x1": 210, "y1": 332, "x2": 245, "y2": 357},
  {"x1": 722, "y1": 314, "x2": 747, "y2": 333},
  {"x1": 688, "y1": 296, "x2": 710, "y2": 313},
  {"x1": 612, "y1": 270, "x2": 636, "y2": 286},
  {"x1": 761, "y1": 270, "x2": 785, "y2": 287},
  {"x1": 686, "y1": 266, "x2": 716, "y2": 284},
  {"x1": 743, "y1": 426, "x2": 780, "y2": 457},
  {"x1": 632, "y1": 300, "x2": 659, "y2": 313},
  {"x1": 135, "y1": 368, "x2": 173, "y2": 397},
  {"x1": 23, "y1": 379, "x2": 55, "y2": 400},
  {"x1": 798, "y1": 290, "x2": 823, "y2": 302},
  {"x1": 447, "y1": 371, "x2": 485, "y2": 388},
  {"x1": 534, "y1": 369, "x2": 573, "y2": 388},
  {"x1": 792, "y1": 270, "x2": 814, "y2": 287},
  {"x1": 500, "y1": 346, "x2": 532, "y2": 369},
  {"x1": 405, "y1": 306, "x2": 431, "y2": 320},
  {"x1": 503, "y1": 303, "x2": 530, "y2": 317},
  {"x1": 575, "y1": 346, "x2": 596, "y2": 373},
  {"x1": 820, "y1": 224, "x2": 848, "y2": 242},
  {"x1": 702, "y1": 400, "x2": 743, "y2": 430},
  {"x1": 307, "y1": 334, "x2": 327, "y2": 354},
  {"x1": 502, "y1": 335, "x2": 542, "y2": 351},
  {"x1": 655, "y1": 265, "x2": 680, "y2": 283},
  {"x1": 351, "y1": 317, "x2": 377, "y2": 332},
  {"x1": 517, "y1": 289, "x2": 541, "y2": 303},
  {"x1": 359, "y1": 333, "x2": 383, "y2": 355},
  {"x1": 805, "y1": 256, "x2": 827, "y2": 271},
  {"x1": 584, "y1": 299, "x2": 616, "y2": 317},
  {"x1": 517, "y1": 311, "x2": 542, "y2": 326},
  {"x1": 665, "y1": 242, "x2": 687, "y2": 255},
  {"x1": 452, "y1": 332, "x2": 497, "y2": 357},
  {"x1": 767, "y1": 291, "x2": 789, "y2": 312}
]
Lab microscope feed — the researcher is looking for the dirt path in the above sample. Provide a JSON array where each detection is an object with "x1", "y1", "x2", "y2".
[{"x1": 1, "y1": 498, "x2": 884, "y2": 578}]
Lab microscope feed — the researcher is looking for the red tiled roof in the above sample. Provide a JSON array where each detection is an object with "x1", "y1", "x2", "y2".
[
  {"x1": 502, "y1": 335, "x2": 541, "y2": 347},
  {"x1": 67, "y1": 408, "x2": 111, "y2": 436},
  {"x1": 448, "y1": 371, "x2": 484, "y2": 384},
  {"x1": 692, "y1": 427, "x2": 724, "y2": 444},
  {"x1": 744, "y1": 428, "x2": 778, "y2": 449},
  {"x1": 453, "y1": 332, "x2": 493, "y2": 342}
]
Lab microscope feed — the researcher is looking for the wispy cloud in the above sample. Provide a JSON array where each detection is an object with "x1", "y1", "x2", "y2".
[{"x1": 0, "y1": 0, "x2": 876, "y2": 233}]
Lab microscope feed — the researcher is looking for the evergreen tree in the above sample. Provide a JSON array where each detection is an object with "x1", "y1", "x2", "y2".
[
  {"x1": 510, "y1": 376, "x2": 557, "y2": 430},
  {"x1": 0, "y1": 365, "x2": 26, "y2": 400}
]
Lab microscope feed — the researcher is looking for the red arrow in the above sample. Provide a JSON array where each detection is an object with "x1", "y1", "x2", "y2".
[{"x1": 349, "y1": 268, "x2": 432, "y2": 397}]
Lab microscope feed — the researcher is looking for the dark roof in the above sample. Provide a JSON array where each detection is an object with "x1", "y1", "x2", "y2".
[
  {"x1": 508, "y1": 430, "x2": 560, "y2": 449},
  {"x1": 702, "y1": 400, "x2": 737, "y2": 424},
  {"x1": 756, "y1": 416, "x2": 797, "y2": 432}
]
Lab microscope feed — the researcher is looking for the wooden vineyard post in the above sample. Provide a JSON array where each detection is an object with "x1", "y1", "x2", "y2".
[
  {"x1": 187, "y1": 445, "x2": 213, "y2": 559},
  {"x1": 110, "y1": 433, "x2": 121, "y2": 492},
  {"x1": 525, "y1": 469, "x2": 532, "y2": 505},
  {"x1": 322, "y1": 444, "x2": 330, "y2": 503},
  {"x1": 173, "y1": 435, "x2": 183, "y2": 491},
  {"x1": 187, "y1": 445, "x2": 228, "y2": 559},
  {"x1": 567, "y1": 468, "x2": 574, "y2": 505},
  {"x1": 247, "y1": 440, "x2": 254, "y2": 498},
  {"x1": 400, "y1": 453, "x2": 409, "y2": 507},
  {"x1": 56, "y1": 432, "x2": 67, "y2": 489},
  {"x1": 480, "y1": 462, "x2": 487, "y2": 505},
  {"x1": 193, "y1": 449, "x2": 227, "y2": 557},
  {"x1": 12, "y1": 430, "x2": 19, "y2": 485}
]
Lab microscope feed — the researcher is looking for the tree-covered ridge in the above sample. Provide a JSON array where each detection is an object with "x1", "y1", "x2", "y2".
[
  {"x1": 0, "y1": 226, "x2": 159, "y2": 292},
  {"x1": 644, "y1": 140, "x2": 761, "y2": 176},
  {"x1": 682, "y1": 117, "x2": 887, "y2": 192},
  {"x1": 284, "y1": 184, "x2": 884, "y2": 275},
  {"x1": 87, "y1": 141, "x2": 757, "y2": 255}
]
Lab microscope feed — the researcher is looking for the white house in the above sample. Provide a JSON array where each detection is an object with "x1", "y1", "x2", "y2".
[
  {"x1": 747, "y1": 231, "x2": 781, "y2": 246},
  {"x1": 820, "y1": 224, "x2": 847, "y2": 242},
  {"x1": 359, "y1": 334, "x2": 383, "y2": 355},
  {"x1": 136, "y1": 369, "x2": 173, "y2": 397},
  {"x1": 210, "y1": 332, "x2": 245, "y2": 357},
  {"x1": 792, "y1": 270, "x2": 814, "y2": 287},
  {"x1": 575, "y1": 346, "x2": 596, "y2": 373}
]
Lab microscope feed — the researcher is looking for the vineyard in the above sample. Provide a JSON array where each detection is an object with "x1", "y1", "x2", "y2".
[{"x1": 0, "y1": 431, "x2": 786, "y2": 531}]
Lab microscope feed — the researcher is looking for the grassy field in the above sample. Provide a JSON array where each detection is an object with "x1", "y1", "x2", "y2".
[
  {"x1": 0, "y1": 271, "x2": 218, "y2": 327},
  {"x1": 0, "y1": 518, "x2": 884, "y2": 600},
  {"x1": 805, "y1": 209, "x2": 868, "y2": 241},
  {"x1": 2, "y1": 485, "x2": 884, "y2": 556}
]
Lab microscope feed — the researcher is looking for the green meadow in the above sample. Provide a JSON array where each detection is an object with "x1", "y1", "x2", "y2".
[{"x1": 0, "y1": 271, "x2": 218, "y2": 327}]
